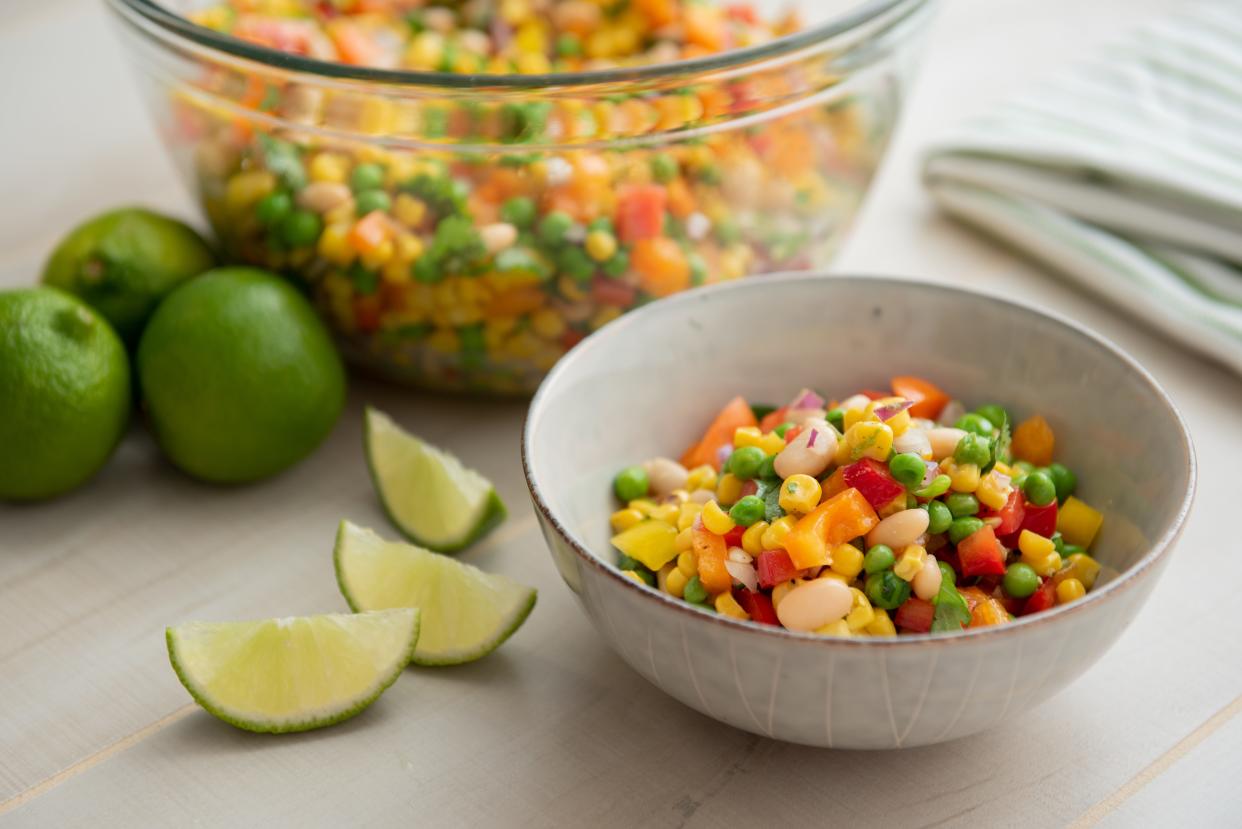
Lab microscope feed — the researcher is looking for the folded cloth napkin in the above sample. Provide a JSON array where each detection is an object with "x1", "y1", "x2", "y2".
[{"x1": 923, "y1": 0, "x2": 1242, "y2": 375}]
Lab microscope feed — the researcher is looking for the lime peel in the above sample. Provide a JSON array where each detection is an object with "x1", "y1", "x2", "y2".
[
  {"x1": 334, "y1": 521, "x2": 535, "y2": 666},
  {"x1": 364, "y1": 407, "x2": 506, "y2": 553}
]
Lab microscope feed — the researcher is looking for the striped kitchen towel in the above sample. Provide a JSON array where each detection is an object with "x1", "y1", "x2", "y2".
[{"x1": 923, "y1": 0, "x2": 1242, "y2": 376}]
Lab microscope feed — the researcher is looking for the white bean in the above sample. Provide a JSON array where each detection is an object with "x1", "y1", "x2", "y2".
[
  {"x1": 866, "y1": 508, "x2": 931, "y2": 550},
  {"x1": 938, "y1": 400, "x2": 966, "y2": 426},
  {"x1": 773, "y1": 419, "x2": 836, "y2": 479},
  {"x1": 926, "y1": 427, "x2": 968, "y2": 460},
  {"x1": 784, "y1": 407, "x2": 828, "y2": 426},
  {"x1": 643, "y1": 457, "x2": 688, "y2": 497},
  {"x1": 839, "y1": 393, "x2": 871, "y2": 413},
  {"x1": 893, "y1": 428, "x2": 932, "y2": 459},
  {"x1": 479, "y1": 222, "x2": 518, "y2": 253},
  {"x1": 297, "y1": 182, "x2": 352, "y2": 214},
  {"x1": 912, "y1": 555, "x2": 943, "y2": 601},
  {"x1": 687, "y1": 489, "x2": 714, "y2": 504},
  {"x1": 775, "y1": 579, "x2": 852, "y2": 632}
]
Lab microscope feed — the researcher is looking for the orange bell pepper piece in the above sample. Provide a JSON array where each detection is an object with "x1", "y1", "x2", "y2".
[
  {"x1": 784, "y1": 488, "x2": 879, "y2": 570},
  {"x1": 691, "y1": 520, "x2": 731, "y2": 594},
  {"x1": 1012, "y1": 414, "x2": 1056, "y2": 466},
  {"x1": 632, "y1": 237, "x2": 691, "y2": 298},
  {"x1": 680, "y1": 396, "x2": 758, "y2": 471},
  {"x1": 818, "y1": 466, "x2": 848, "y2": 501},
  {"x1": 890, "y1": 375, "x2": 950, "y2": 420}
]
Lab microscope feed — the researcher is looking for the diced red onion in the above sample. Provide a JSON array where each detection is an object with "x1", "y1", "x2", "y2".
[
  {"x1": 938, "y1": 400, "x2": 966, "y2": 426},
  {"x1": 789, "y1": 388, "x2": 825, "y2": 410},
  {"x1": 874, "y1": 399, "x2": 913, "y2": 422},
  {"x1": 806, "y1": 428, "x2": 818, "y2": 448},
  {"x1": 716, "y1": 444, "x2": 733, "y2": 467},
  {"x1": 725, "y1": 558, "x2": 758, "y2": 593},
  {"x1": 921, "y1": 461, "x2": 941, "y2": 487}
]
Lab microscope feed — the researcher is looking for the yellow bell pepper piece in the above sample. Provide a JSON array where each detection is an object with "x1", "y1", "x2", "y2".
[
  {"x1": 1058, "y1": 496, "x2": 1103, "y2": 548},
  {"x1": 611, "y1": 520, "x2": 679, "y2": 571}
]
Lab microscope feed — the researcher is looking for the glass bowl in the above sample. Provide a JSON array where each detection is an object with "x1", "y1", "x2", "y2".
[{"x1": 107, "y1": 0, "x2": 933, "y2": 394}]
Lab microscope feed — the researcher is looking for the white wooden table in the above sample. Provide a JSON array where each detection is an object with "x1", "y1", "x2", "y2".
[{"x1": 3, "y1": 0, "x2": 1240, "y2": 825}]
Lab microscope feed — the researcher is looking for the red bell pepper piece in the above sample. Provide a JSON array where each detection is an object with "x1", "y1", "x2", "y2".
[
  {"x1": 591, "y1": 277, "x2": 636, "y2": 308},
  {"x1": 1019, "y1": 500, "x2": 1058, "y2": 539},
  {"x1": 734, "y1": 588, "x2": 779, "y2": 625},
  {"x1": 755, "y1": 550, "x2": 798, "y2": 589},
  {"x1": 616, "y1": 184, "x2": 667, "y2": 243},
  {"x1": 723, "y1": 526, "x2": 746, "y2": 548},
  {"x1": 1023, "y1": 579, "x2": 1056, "y2": 615},
  {"x1": 842, "y1": 458, "x2": 905, "y2": 511},
  {"x1": 894, "y1": 598, "x2": 935, "y2": 633},
  {"x1": 983, "y1": 489, "x2": 1026, "y2": 537},
  {"x1": 956, "y1": 525, "x2": 1007, "y2": 577},
  {"x1": 740, "y1": 479, "x2": 759, "y2": 498}
]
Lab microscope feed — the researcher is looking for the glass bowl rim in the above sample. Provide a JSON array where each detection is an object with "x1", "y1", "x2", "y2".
[{"x1": 108, "y1": 0, "x2": 927, "y2": 89}]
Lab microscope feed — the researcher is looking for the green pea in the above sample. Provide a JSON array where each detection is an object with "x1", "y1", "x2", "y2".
[
  {"x1": 945, "y1": 492, "x2": 980, "y2": 519},
  {"x1": 1013, "y1": 460, "x2": 1035, "y2": 475},
  {"x1": 729, "y1": 495, "x2": 765, "y2": 527},
  {"x1": 1003, "y1": 562, "x2": 1040, "y2": 598},
  {"x1": 1047, "y1": 462, "x2": 1077, "y2": 502},
  {"x1": 688, "y1": 252, "x2": 707, "y2": 286},
  {"x1": 888, "y1": 453, "x2": 926, "y2": 489},
  {"x1": 278, "y1": 209, "x2": 321, "y2": 248},
  {"x1": 773, "y1": 422, "x2": 795, "y2": 438},
  {"x1": 925, "y1": 500, "x2": 953, "y2": 534},
  {"x1": 500, "y1": 196, "x2": 537, "y2": 229},
  {"x1": 954, "y1": 413, "x2": 994, "y2": 437},
  {"x1": 974, "y1": 404, "x2": 1009, "y2": 428},
  {"x1": 913, "y1": 474, "x2": 951, "y2": 499},
  {"x1": 557, "y1": 246, "x2": 595, "y2": 283},
  {"x1": 825, "y1": 408, "x2": 845, "y2": 432},
  {"x1": 650, "y1": 153, "x2": 678, "y2": 183},
  {"x1": 587, "y1": 216, "x2": 614, "y2": 233},
  {"x1": 350, "y1": 163, "x2": 385, "y2": 193},
  {"x1": 1023, "y1": 471, "x2": 1057, "y2": 507},
  {"x1": 864, "y1": 544, "x2": 895, "y2": 574},
  {"x1": 602, "y1": 250, "x2": 629, "y2": 278},
  {"x1": 556, "y1": 33, "x2": 582, "y2": 57},
  {"x1": 683, "y1": 575, "x2": 709, "y2": 604},
  {"x1": 411, "y1": 256, "x2": 443, "y2": 283},
  {"x1": 355, "y1": 189, "x2": 392, "y2": 216},
  {"x1": 937, "y1": 560, "x2": 957, "y2": 586},
  {"x1": 948, "y1": 516, "x2": 985, "y2": 545},
  {"x1": 953, "y1": 433, "x2": 992, "y2": 467},
  {"x1": 865, "y1": 570, "x2": 911, "y2": 610},
  {"x1": 757, "y1": 454, "x2": 777, "y2": 481},
  {"x1": 538, "y1": 210, "x2": 575, "y2": 246},
  {"x1": 615, "y1": 554, "x2": 656, "y2": 585},
  {"x1": 613, "y1": 466, "x2": 649, "y2": 502},
  {"x1": 728, "y1": 445, "x2": 765, "y2": 480},
  {"x1": 255, "y1": 191, "x2": 292, "y2": 225}
]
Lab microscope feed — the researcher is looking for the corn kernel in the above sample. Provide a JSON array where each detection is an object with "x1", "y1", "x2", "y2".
[
  {"x1": 778, "y1": 474, "x2": 822, "y2": 515},
  {"x1": 846, "y1": 588, "x2": 875, "y2": 631},
  {"x1": 675, "y1": 527, "x2": 693, "y2": 551},
  {"x1": 866, "y1": 608, "x2": 897, "y2": 636},
  {"x1": 393, "y1": 193, "x2": 427, "y2": 228},
  {"x1": 225, "y1": 170, "x2": 276, "y2": 211},
  {"x1": 629, "y1": 498, "x2": 657, "y2": 516},
  {"x1": 761, "y1": 515, "x2": 797, "y2": 551},
  {"x1": 715, "y1": 591, "x2": 749, "y2": 620},
  {"x1": 893, "y1": 544, "x2": 928, "y2": 582},
  {"x1": 1058, "y1": 497, "x2": 1104, "y2": 548},
  {"x1": 771, "y1": 579, "x2": 798, "y2": 608},
  {"x1": 648, "y1": 503, "x2": 679, "y2": 525},
  {"x1": 666, "y1": 567, "x2": 689, "y2": 598},
  {"x1": 948, "y1": 461, "x2": 981, "y2": 493},
  {"x1": 758, "y1": 433, "x2": 786, "y2": 455},
  {"x1": 733, "y1": 426, "x2": 763, "y2": 448},
  {"x1": 309, "y1": 152, "x2": 349, "y2": 184},
  {"x1": 318, "y1": 223, "x2": 356, "y2": 267},
  {"x1": 656, "y1": 562, "x2": 674, "y2": 592},
  {"x1": 531, "y1": 308, "x2": 567, "y2": 340},
  {"x1": 1059, "y1": 553, "x2": 1102, "y2": 590},
  {"x1": 839, "y1": 421, "x2": 894, "y2": 463},
  {"x1": 741, "y1": 521, "x2": 768, "y2": 555},
  {"x1": 676, "y1": 550, "x2": 697, "y2": 578},
  {"x1": 829, "y1": 543, "x2": 865, "y2": 579},
  {"x1": 976, "y1": 470, "x2": 1013, "y2": 511},
  {"x1": 621, "y1": 570, "x2": 646, "y2": 586},
  {"x1": 815, "y1": 619, "x2": 852, "y2": 636},
  {"x1": 701, "y1": 500, "x2": 735, "y2": 535},
  {"x1": 685, "y1": 465, "x2": 717, "y2": 492},
  {"x1": 585, "y1": 229, "x2": 618, "y2": 262},
  {"x1": 1019, "y1": 529, "x2": 1056, "y2": 559},
  {"x1": 1056, "y1": 577, "x2": 1086, "y2": 604},
  {"x1": 360, "y1": 239, "x2": 395, "y2": 272},
  {"x1": 842, "y1": 405, "x2": 875, "y2": 431},
  {"x1": 817, "y1": 570, "x2": 850, "y2": 584},
  {"x1": 666, "y1": 489, "x2": 689, "y2": 506},
  {"x1": 610, "y1": 508, "x2": 644, "y2": 533},
  {"x1": 677, "y1": 501, "x2": 703, "y2": 531},
  {"x1": 716, "y1": 473, "x2": 743, "y2": 504},
  {"x1": 864, "y1": 397, "x2": 912, "y2": 436}
]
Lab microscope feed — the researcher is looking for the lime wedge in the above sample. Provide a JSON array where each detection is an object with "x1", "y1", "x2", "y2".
[
  {"x1": 167, "y1": 608, "x2": 419, "y2": 733},
  {"x1": 364, "y1": 407, "x2": 506, "y2": 553},
  {"x1": 334, "y1": 521, "x2": 536, "y2": 666}
]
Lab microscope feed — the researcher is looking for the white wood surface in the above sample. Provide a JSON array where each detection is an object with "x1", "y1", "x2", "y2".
[{"x1": 3, "y1": 0, "x2": 1241, "y2": 825}]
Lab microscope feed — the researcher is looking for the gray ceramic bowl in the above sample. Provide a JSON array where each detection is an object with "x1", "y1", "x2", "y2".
[{"x1": 522, "y1": 274, "x2": 1194, "y2": 749}]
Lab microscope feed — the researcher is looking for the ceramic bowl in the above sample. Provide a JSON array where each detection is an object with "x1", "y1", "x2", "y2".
[{"x1": 522, "y1": 274, "x2": 1194, "y2": 749}]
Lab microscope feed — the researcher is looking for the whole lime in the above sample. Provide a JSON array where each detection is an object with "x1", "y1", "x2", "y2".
[
  {"x1": 137, "y1": 267, "x2": 346, "y2": 484},
  {"x1": 0, "y1": 288, "x2": 131, "y2": 500},
  {"x1": 42, "y1": 207, "x2": 216, "y2": 344}
]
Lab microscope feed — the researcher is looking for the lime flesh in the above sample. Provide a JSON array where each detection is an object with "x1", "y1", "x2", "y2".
[
  {"x1": 364, "y1": 408, "x2": 505, "y2": 552},
  {"x1": 335, "y1": 521, "x2": 535, "y2": 666},
  {"x1": 167, "y1": 608, "x2": 419, "y2": 733}
]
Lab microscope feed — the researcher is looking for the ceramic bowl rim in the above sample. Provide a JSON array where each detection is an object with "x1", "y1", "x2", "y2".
[{"x1": 521, "y1": 273, "x2": 1196, "y2": 649}]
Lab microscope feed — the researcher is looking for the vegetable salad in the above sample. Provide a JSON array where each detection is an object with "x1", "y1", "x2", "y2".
[
  {"x1": 170, "y1": 0, "x2": 889, "y2": 392},
  {"x1": 609, "y1": 378, "x2": 1105, "y2": 635}
]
